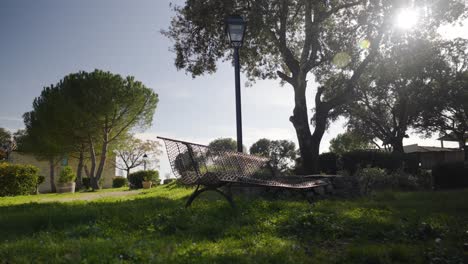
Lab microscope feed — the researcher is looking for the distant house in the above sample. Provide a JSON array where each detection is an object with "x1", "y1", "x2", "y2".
[
  {"x1": 403, "y1": 144, "x2": 465, "y2": 170},
  {"x1": 8, "y1": 152, "x2": 116, "y2": 193}
]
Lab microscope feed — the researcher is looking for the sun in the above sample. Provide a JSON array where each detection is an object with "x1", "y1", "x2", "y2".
[{"x1": 395, "y1": 8, "x2": 420, "y2": 30}]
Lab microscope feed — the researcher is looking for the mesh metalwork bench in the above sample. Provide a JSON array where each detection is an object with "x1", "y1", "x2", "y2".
[{"x1": 158, "y1": 136, "x2": 331, "y2": 207}]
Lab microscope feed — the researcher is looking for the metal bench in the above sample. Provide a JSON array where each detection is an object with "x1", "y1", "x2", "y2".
[{"x1": 158, "y1": 136, "x2": 331, "y2": 207}]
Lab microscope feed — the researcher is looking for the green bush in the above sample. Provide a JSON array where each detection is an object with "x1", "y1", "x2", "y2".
[
  {"x1": 355, "y1": 167, "x2": 388, "y2": 194},
  {"x1": 128, "y1": 170, "x2": 159, "y2": 189},
  {"x1": 432, "y1": 162, "x2": 468, "y2": 189},
  {"x1": 318, "y1": 152, "x2": 338, "y2": 174},
  {"x1": 58, "y1": 166, "x2": 76, "y2": 184},
  {"x1": 341, "y1": 150, "x2": 411, "y2": 175},
  {"x1": 0, "y1": 163, "x2": 40, "y2": 196},
  {"x1": 112, "y1": 177, "x2": 128, "y2": 188}
]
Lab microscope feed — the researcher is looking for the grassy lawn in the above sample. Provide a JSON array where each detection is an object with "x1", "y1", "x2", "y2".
[{"x1": 0, "y1": 184, "x2": 467, "y2": 264}]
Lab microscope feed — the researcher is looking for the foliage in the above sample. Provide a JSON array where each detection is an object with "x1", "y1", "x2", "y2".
[
  {"x1": 21, "y1": 70, "x2": 159, "y2": 190},
  {"x1": 58, "y1": 166, "x2": 77, "y2": 184},
  {"x1": 355, "y1": 167, "x2": 388, "y2": 194},
  {"x1": 329, "y1": 131, "x2": 374, "y2": 155},
  {"x1": 0, "y1": 128, "x2": 13, "y2": 160},
  {"x1": 208, "y1": 138, "x2": 238, "y2": 152},
  {"x1": 114, "y1": 135, "x2": 162, "y2": 176},
  {"x1": 250, "y1": 138, "x2": 297, "y2": 174},
  {"x1": 128, "y1": 170, "x2": 159, "y2": 189},
  {"x1": 317, "y1": 152, "x2": 339, "y2": 175},
  {"x1": 341, "y1": 150, "x2": 400, "y2": 175},
  {"x1": 432, "y1": 162, "x2": 468, "y2": 189},
  {"x1": 164, "y1": 0, "x2": 466, "y2": 174},
  {"x1": 414, "y1": 39, "x2": 468, "y2": 159},
  {"x1": 112, "y1": 177, "x2": 128, "y2": 188},
  {"x1": 0, "y1": 186, "x2": 468, "y2": 263},
  {"x1": 0, "y1": 163, "x2": 39, "y2": 196},
  {"x1": 344, "y1": 37, "x2": 443, "y2": 153}
]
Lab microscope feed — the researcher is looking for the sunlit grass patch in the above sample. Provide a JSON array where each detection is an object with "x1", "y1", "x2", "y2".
[{"x1": 0, "y1": 185, "x2": 467, "y2": 263}]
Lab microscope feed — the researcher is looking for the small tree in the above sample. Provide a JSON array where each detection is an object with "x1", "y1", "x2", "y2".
[
  {"x1": 0, "y1": 128, "x2": 13, "y2": 160},
  {"x1": 250, "y1": 138, "x2": 297, "y2": 173},
  {"x1": 114, "y1": 136, "x2": 162, "y2": 176},
  {"x1": 329, "y1": 131, "x2": 375, "y2": 155},
  {"x1": 208, "y1": 138, "x2": 238, "y2": 152}
]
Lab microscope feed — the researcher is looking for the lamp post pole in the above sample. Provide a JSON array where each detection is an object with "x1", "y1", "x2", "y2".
[
  {"x1": 226, "y1": 15, "x2": 246, "y2": 153},
  {"x1": 234, "y1": 46, "x2": 243, "y2": 153}
]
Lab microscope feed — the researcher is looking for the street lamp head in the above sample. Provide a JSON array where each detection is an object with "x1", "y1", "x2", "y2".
[{"x1": 226, "y1": 15, "x2": 246, "y2": 48}]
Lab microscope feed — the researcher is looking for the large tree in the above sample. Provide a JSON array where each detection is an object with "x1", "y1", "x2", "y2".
[
  {"x1": 21, "y1": 70, "x2": 158, "y2": 190},
  {"x1": 164, "y1": 0, "x2": 465, "y2": 173},
  {"x1": 19, "y1": 85, "x2": 74, "y2": 192},
  {"x1": 60, "y1": 70, "x2": 158, "y2": 189},
  {"x1": 344, "y1": 37, "x2": 442, "y2": 153},
  {"x1": 415, "y1": 39, "x2": 468, "y2": 160}
]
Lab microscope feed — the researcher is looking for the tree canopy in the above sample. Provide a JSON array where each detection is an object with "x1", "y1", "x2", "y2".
[
  {"x1": 208, "y1": 138, "x2": 239, "y2": 152},
  {"x1": 329, "y1": 131, "x2": 374, "y2": 155},
  {"x1": 250, "y1": 138, "x2": 297, "y2": 173},
  {"x1": 165, "y1": 0, "x2": 466, "y2": 173}
]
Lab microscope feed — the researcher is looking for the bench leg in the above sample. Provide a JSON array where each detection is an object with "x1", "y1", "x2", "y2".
[{"x1": 185, "y1": 185, "x2": 235, "y2": 208}]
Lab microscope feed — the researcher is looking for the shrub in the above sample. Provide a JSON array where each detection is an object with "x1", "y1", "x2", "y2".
[
  {"x1": 414, "y1": 169, "x2": 432, "y2": 190},
  {"x1": 58, "y1": 166, "x2": 76, "y2": 184},
  {"x1": 341, "y1": 150, "x2": 413, "y2": 175},
  {"x1": 355, "y1": 167, "x2": 388, "y2": 194},
  {"x1": 128, "y1": 170, "x2": 159, "y2": 189},
  {"x1": 318, "y1": 152, "x2": 339, "y2": 174},
  {"x1": 112, "y1": 177, "x2": 128, "y2": 188},
  {"x1": 0, "y1": 163, "x2": 40, "y2": 196},
  {"x1": 432, "y1": 162, "x2": 468, "y2": 189}
]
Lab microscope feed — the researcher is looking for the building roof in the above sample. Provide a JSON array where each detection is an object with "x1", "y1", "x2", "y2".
[
  {"x1": 403, "y1": 144, "x2": 460, "y2": 154},
  {"x1": 437, "y1": 132, "x2": 468, "y2": 142}
]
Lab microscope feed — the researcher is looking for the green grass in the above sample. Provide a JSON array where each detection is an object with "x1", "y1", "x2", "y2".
[{"x1": 0, "y1": 185, "x2": 467, "y2": 263}]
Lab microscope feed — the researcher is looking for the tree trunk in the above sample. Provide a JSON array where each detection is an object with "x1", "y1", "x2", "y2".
[
  {"x1": 75, "y1": 149, "x2": 84, "y2": 190},
  {"x1": 289, "y1": 76, "x2": 317, "y2": 174},
  {"x1": 391, "y1": 138, "x2": 405, "y2": 154},
  {"x1": 49, "y1": 158, "x2": 56, "y2": 192},
  {"x1": 463, "y1": 145, "x2": 468, "y2": 162},
  {"x1": 90, "y1": 176, "x2": 99, "y2": 190},
  {"x1": 126, "y1": 168, "x2": 131, "y2": 177},
  {"x1": 94, "y1": 134, "x2": 109, "y2": 189}
]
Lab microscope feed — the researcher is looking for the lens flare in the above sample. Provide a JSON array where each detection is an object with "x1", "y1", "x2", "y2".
[
  {"x1": 332, "y1": 52, "x2": 351, "y2": 68},
  {"x1": 359, "y1": 39, "x2": 371, "y2": 49}
]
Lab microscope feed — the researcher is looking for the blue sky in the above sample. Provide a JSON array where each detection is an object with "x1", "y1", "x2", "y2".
[{"x1": 0, "y1": 0, "x2": 465, "y2": 178}]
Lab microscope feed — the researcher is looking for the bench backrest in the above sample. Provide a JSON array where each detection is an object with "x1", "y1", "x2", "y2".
[{"x1": 158, "y1": 137, "x2": 270, "y2": 186}]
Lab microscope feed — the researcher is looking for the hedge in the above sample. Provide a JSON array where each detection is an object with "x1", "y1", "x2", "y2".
[
  {"x1": 341, "y1": 150, "x2": 418, "y2": 175},
  {"x1": 128, "y1": 170, "x2": 159, "y2": 189},
  {"x1": 432, "y1": 162, "x2": 468, "y2": 189},
  {"x1": 112, "y1": 177, "x2": 128, "y2": 188},
  {"x1": 0, "y1": 163, "x2": 40, "y2": 196}
]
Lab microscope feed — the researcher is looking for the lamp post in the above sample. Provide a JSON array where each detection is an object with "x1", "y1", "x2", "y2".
[
  {"x1": 143, "y1": 154, "x2": 148, "y2": 171},
  {"x1": 226, "y1": 15, "x2": 246, "y2": 153}
]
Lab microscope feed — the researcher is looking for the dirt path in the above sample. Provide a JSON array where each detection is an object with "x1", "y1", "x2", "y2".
[{"x1": 39, "y1": 190, "x2": 144, "y2": 203}]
